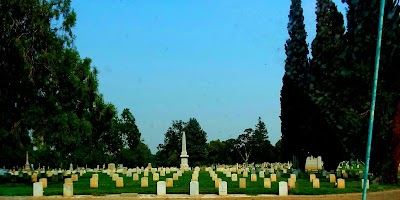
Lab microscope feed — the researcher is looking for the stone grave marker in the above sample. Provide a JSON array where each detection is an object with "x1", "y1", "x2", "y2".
[
  {"x1": 157, "y1": 181, "x2": 166, "y2": 195},
  {"x1": 215, "y1": 178, "x2": 222, "y2": 188},
  {"x1": 33, "y1": 182, "x2": 43, "y2": 197},
  {"x1": 243, "y1": 170, "x2": 248, "y2": 177},
  {"x1": 310, "y1": 174, "x2": 316, "y2": 182},
  {"x1": 63, "y1": 182, "x2": 73, "y2": 197},
  {"x1": 264, "y1": 178, "x2": 271, "y2": 188},
  {"x1": 288, "y1": 177, "x2": 296, "y2": 188},
  {"x1": 90, "y1": 177, "x2": 98, "y2": 188},
  {"x1": 270, "y1": 174, "x2": 277, "y2": 182},
  {"x1": 276, "y1": 171, "x2": 282, "y2": 178},
  {"x1": 239, "y1": 178, "x2": 246, "y2": 188},
  {"x1": 173, "y1": 173, "x2": 179, "y2": 180},
  {"x1": 313, "y1": 178, "x2": 320, "y2": 188},
  {"x1": 153, "y1": 173, "x2": 159, "y2": 181},
  {"x1": 112, "y1": 173, "x2": 118, "y2": 181},
  {"x1": 108, "y1": 163, "x2": 115, "y2": 171},
  {"x1": 337, "y1": 178, "x2": 345, "y2": 188},
  {"x1": 279, "y1": 181, "x2": 288, "y2": 196},
  {"x1": 251, "y1": 174, "x2": 257, "y2": 182},
  {"x1": 141, "y1": 177, "x2": 148, "y2": 187},
  {"x1": 72, "y1": 174, "x2": 79, "y2": 181},
  {"x1": 212, "y1": 174, "x2": 218, "y2": 181},
  {"x1": 231, "y1": 173, "x2": 237, "y2": 181},
  {"x1": 329, "y1": 174, "x2": 336, "y2": 183},
  {"x1": 39, "y1": 178, "x2": 47, "y2": 188},
  {"x1": 219, "y1": 181, "x2": 228, "y2": 195},
  {"x1": 166, "y1": 178, "x2": 173, "y2": 187},
  {"x1": 192, "y1": 173, "x2": 198, "y2": 181},
  {"x1": 362, "y1": 179, "x2": 369, "y2": 189},
  {"x1": 259, "y1": 171, "x2": 265, "y2": 178},
  {"x1": 31, "y1": 173, "x2": 37, "y2": 183},
  {"x1": 116, "y1": 177, "x2": 124, "y2": 187},
  {"x1": 133, "y1": 173, "x2": 139, "y2": 181},
  {"x1": 190, "y1": 181, "x2": 199, "y2": 195},
  {"x1": 65, "y1": 178, "x2": 73, "y2": 184}
]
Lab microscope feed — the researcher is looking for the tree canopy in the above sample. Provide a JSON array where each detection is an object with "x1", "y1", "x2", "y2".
[{"x1": 0, "y1": 0, "x2": 150, "y2": 168}]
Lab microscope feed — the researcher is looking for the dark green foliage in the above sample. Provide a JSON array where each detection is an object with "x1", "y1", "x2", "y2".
[
  {"x1": 156, "y1": 118, "x2": 208, "y2": 166},
  {"x1": 156, "y1": 120, "x2": 185, "y2": 166},
  {"x1": 251, "y1": 117, "x2": 274, "y2": 162},
  {"x1": 184, "y1": 118, "x2": 208, "y2": 166},
  {"x1": 206, "y1": 139, "x2": 241, "y2": 165},
  {"x1": 0, "y1": 0, "x2": 76, "y2": 168},
  {"x1": 280, "y1": 0, "x2": 312, "y2": 170},
  {"x1": 119, "y1": 108, "x2": 141, "y2": 150},
  {"x1": 307, "y1": 0, "x2": 348, "y2": 170},
  {"x1": 281, "y1": 0, "x2": 400, "y2": 182},
  {"x1": 0, "y1": 0, "x2": 147, "y2": 169},
  {"x1": 228, "y1": 117, "x2": 275, "y2": 165}
]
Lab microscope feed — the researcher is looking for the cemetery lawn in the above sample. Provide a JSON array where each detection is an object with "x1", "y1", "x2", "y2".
[{"x1": 0, "y1": 171, "x2": 399, "y2": 196}]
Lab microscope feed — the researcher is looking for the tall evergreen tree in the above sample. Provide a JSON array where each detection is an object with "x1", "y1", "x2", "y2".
[
  {"x1": 309, "y1": 0, "x2": 400, "y2": 182},
  {"x1": 251, "y1": 117, "x2": 274, "y2": 162},
  {"x1": 308, "y1": 0, "x2": 347, "y2": 170},
  {"x1": 280, "y1": 0, "x2": 312, "y2": 170},
  {"x1": 184, "y1": 118, "x2": 208, "y2": 166},
  {"x1": 342, "y1": 0, "x2": 400, "y2": 183}
]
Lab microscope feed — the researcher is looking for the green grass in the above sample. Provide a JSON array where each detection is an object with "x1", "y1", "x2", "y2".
[{"x1": 0, "y1": 171, "x2": 399, "y2": 196}]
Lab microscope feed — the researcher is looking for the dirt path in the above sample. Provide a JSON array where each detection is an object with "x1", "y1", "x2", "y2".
[{"x1": 0, "y1": 189, "x2": 399, "y2": 200}]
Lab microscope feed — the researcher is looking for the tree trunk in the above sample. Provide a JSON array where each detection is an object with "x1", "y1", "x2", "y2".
[{"x1": 391, "y1": 100, "x2": 400, "y2": 183}]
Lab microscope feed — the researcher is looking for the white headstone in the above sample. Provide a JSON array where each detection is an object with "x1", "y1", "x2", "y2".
[
  {"x1": 231, "y1": 173, "x2": 238, "y2": 181},
  {"x1": 259, "y1": 171, "x2": 265, "y2": 178},
  {"x1": 126, "y1": 171, "x2": 132, "y2": 177},
  {"x1": 219, "y1": 181, "x2": 228, "y2": 195},
  {"x1": 279, "y1": 181, "x2": 288, "y2": 196},
  {"x1": 157, "y1": 181, "x2": 166, "y2": 195},
  {"x1": 190, "y1": 181, "x2": 199, "y2": 195},
  {"x1": 63, "y1": 183, "x2": 73, "y2": 197},
  {"x1": 33, "y1": 182, "x2": 43, "y2": 197},
  {"x1": 362, "y1": 179, "x2": 370, "y2": 189}
]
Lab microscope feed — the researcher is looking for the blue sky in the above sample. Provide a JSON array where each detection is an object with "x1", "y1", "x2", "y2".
[{"x1": 71, "y1": 0, "x2": 347, "y2": 153}]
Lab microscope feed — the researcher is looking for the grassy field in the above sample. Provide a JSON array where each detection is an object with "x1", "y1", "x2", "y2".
[{"x1": 0, "y1": 171, "x2": 399, "y2": 196}]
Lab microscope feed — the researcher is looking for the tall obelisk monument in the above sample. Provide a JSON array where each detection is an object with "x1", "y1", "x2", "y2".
[
  {"x1": 25, "y1": 151, "x2": 30, "y2": 171},
  {"x1": 180, "y1": 131, "x2": 189, "y2": 170}
]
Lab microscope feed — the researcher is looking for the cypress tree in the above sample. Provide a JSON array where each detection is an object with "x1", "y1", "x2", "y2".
[
  {"x1": 280, "y1": 0, "x2": 312, "y2": 170},
  {"x1": 309, "y1": 0, "x2": 347, "y2": 170},
  {"x1": 336, "y1": 0, "x2": 400, "y2": 182}
]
